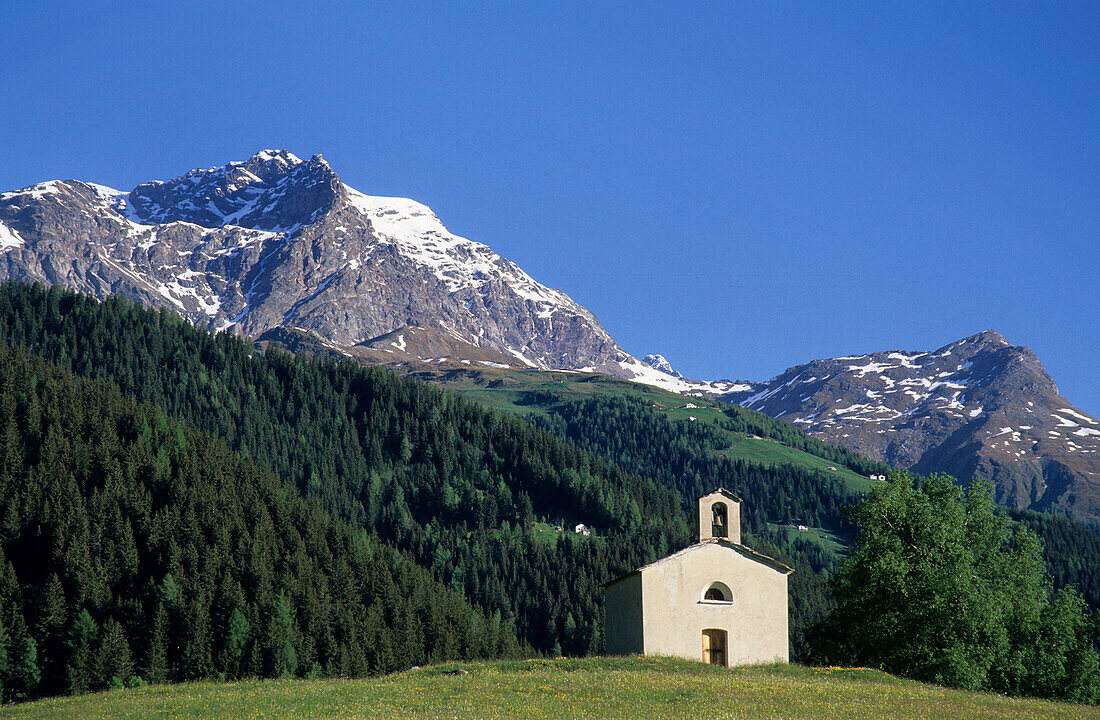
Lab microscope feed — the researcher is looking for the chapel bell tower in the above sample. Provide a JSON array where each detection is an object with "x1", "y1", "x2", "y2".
[{"x1": 697, "y1": 489, "x2": 741, "y2": 544}]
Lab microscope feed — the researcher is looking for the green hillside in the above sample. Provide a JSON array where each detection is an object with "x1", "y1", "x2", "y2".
[
  {"x1": 0, "y1": 281, "x2": 879, "y2": 667},
  {"x1": 402, "y1": 364, "x2": 882, "y2": 493},
  {"x1": 2, "y1": 281, "x2": 1098, "y2": 705},
  {"x1": 8, "y1": 657, "x2": 1098, "y2": 720},
  {"x1": 405, "y1": 362, "x2": 1100, "y2": 617}
]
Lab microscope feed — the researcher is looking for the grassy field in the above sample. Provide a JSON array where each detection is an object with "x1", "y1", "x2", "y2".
[
  {"x1": 722, "y1": 436, "x2": 875, "y2": 493},
  {"x1": 768, "y1": 522, "x2": 849, "y2": 557},
  {"x1": 528, "y1": 521, "x2": 599, "y2": 546},
  {"x1": 11, "y1": 657, "x2": 1099, "y2": 720},
  {"x1": 419, "y1": 366, "x2": 687, "y2": 418}
]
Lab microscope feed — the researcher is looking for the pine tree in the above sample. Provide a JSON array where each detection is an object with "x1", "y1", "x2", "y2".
[
  {"x1": 96, "y1": 618, "x2": 132, "y2": 689},
  {"x1": 65, "y1": 608, "x2": 98, "y2": 695},
  {"x1": 146, "y1": 604, "x2": 169, "y2": 684},
  {"x1": 7, "y1": 613, "x2": 40, "y2": 700},
  {"x1": 14, "y1": 637, "x2": 40, "y2": 699},
  {"x1": 180, "y1": 598, "x2": 213, "y2": 680},
  {"x1": 222, "y1": 607, "x2": 250, "y2": 679},
  {"x1": 268, "y1": 592, "x2": 298, "y2": 678},
  {"x1": 35, "y1": 573, "x2": 68, "y2": 695},
  {"x1": 0, "y1": 608, "x2": 9, "y2": 701}
]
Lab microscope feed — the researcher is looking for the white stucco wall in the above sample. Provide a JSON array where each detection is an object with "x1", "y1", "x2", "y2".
[{"x1": 638, "y1": 542, "x2": 789, "y2": 665}]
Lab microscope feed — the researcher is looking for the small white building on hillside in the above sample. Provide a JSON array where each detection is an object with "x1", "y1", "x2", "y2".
[{"x1": 603, "y1": 489, "x2": 792, "y2": 667}]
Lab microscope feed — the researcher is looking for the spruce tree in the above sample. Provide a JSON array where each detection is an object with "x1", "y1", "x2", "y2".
[
  {"x1": 146, "y1": 604, "x2": 169, "y2": 684},
  {"x1": 65, "y1": 608, "x2": 98, "y2": 695},
  {"x1": 222, "y1": 607, "x2": 250, "y2": 679},
  {"x1": 96, "y1": 619, "x2": 132, "y2": 689},
  {"x1": 35, "y1": 573, "x2": 68, "y2": 695}
]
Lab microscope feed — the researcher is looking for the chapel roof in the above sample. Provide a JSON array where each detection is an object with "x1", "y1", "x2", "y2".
[
  {"x1": 699, "y1": 488, "x2": 742, "y2": 503},
  {"x1": 602, "y1": 538, "x2": 793, "y2": 588}
]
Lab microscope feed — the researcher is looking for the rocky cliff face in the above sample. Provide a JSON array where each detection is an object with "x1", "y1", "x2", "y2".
[
  {"x1": 723, "y1": 331, "x2": 1100, "y2": 525},
  {"x1": 0, "y1": 150, "x2": 652, "y2": 378}
]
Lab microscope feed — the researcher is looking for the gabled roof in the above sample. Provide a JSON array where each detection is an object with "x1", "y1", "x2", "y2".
[
  {"x1": 699, "y1": 488, "x2": 742, "y2": 503},
  {"x1": 602, "y1": 538, "x2": 793, "y2": 588}
]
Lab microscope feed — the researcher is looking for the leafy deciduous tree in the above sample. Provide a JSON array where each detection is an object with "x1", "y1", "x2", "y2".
[{"x1": 815, "y1": 472, "x2": 1100, "y2": 703}]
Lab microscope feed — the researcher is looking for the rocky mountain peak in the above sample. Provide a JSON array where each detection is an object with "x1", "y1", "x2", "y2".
[
  {"x1": 643, "y1": 354, "x2": 682, "y2": 378},
  {"x1": 942, "y1": 329, "x2": 1011, "y2": 353},
  {"x1": 0, "y1": 149, "x2": 659, "y2": 382},
  {"x1": 241, "y1": 149, "x2": 304, "y2": 182},
  {"x1": 721, "y1": 332, "x2": 1100, "y2": 527},
  {"x1": 123, "y1": 149, "x2": 342, "y2": 232}
]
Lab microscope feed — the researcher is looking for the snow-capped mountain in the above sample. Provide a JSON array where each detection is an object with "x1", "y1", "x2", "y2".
[
  {"x1": 5, "y1": 151, "x2": 1096, "y2": 526},
  {"x1": 723, "y1": 330, "x2": 1100, "y2": 526},
  {"x1": 0, "y1": 149, "x2": 660, "y2": 381},
  {"x1": 643, "y1": 354, "x2": 681, "y2": 378}
]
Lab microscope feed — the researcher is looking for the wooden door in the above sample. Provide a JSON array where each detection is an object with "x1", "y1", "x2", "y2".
[{"x1": 702, "y1": 629, "x2": 726, "y2": 667}]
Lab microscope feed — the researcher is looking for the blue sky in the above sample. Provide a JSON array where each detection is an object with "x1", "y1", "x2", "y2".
[{"x1": 2, "y1": 2, "x2": 1098, "y2": 413}]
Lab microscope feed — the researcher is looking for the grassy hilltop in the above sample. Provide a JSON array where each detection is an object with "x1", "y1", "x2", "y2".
[{"x1": 9, "y1": 657, "x2": 1099, "y2": 720}]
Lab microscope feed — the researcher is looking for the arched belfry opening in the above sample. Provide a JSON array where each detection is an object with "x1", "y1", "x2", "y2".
[
  {"x1": 697, "y1": 489, "x2": 742, "y2": 543},
  {"x1": 711, "y1": 502, "x2": 728, "y2": 538}
]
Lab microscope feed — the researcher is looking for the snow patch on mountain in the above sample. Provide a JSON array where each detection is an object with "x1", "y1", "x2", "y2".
[
  {"x1": 619, "y1": 355, "x2": 751, "y2": 396},
  {"x1": 0, "y1": 221, "x2": 24, "y2": 251},
  {"x1": 643, "y1": 354, "x2": 682, "y2": 378},
  {"x1": 0, "y1": 182, "x2": 62, "y2": 202},
  {"x1": 343, "y1": 187, "x2": 574, "y2": 311}
]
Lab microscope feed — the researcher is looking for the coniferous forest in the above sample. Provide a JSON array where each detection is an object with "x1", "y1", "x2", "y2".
[
  {"x1": 0, "y1": 281, "x2": 1098, "y2": 702},
  {"x1": 0, "y1": 343, "x2": 520, "y2": 699},
  {"x1": 0, "y1": 282, "x2": 688, "y2": 699}
]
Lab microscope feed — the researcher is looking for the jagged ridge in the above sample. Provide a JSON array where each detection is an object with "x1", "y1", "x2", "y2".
[
  {"x1": 0, "y1": 150, "x2": 646, "y2": 378},
  {"x1": 722, "y1": 331, "x2": 1100, "y2": 526}
]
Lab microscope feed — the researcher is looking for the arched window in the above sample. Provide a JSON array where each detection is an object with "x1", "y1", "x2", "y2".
[
  {"x1": 701, "y1": 581, "x2": 732, "y2": 603},
  {"x1": 711, "y1": 502, "x2": 728, "y2": 538}
]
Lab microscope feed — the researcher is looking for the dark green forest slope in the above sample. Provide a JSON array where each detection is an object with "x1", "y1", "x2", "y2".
[
  {"x1": 537, "y1": 395, "x2": 859, "y2": 533},
  {"x1": 0, "y1": 282, "x2": 688, "y2": 664},
  {"x1": 529, "y1": 394, "x2": 1100, "y2": 621},
  {"x1": 0, "y1": 344, "x2": 519, "y2": 700},
  {"x1": 1012, "y1": 508, "x2": 1100, "y2": 616}
]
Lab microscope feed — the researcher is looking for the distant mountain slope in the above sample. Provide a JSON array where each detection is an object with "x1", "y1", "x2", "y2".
[
  {"x1": 723, "y1": 330, "x2": 1100, "y2": 527},
  {"x1": 0, "y1": 150, "x2": 708, "y2": 387}
]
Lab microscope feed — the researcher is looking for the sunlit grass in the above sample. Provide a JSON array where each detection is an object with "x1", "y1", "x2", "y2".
[
  {"x1": 8, "y1": 657, "x2": 1099, "y2": 720},
  {"x1": 722, "y1": 436, "x2": 874, "y2": 493},
  {"x1": 768, "y1": 522, "x2": 849, "y2": 556},
  {"x1": 421, "y1": 365, "x2": 874, "y2": 496}
]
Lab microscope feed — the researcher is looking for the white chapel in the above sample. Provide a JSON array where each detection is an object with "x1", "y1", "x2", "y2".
[{"x1": 603, "y1": 489, "x2": 792, "y2": 666}]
